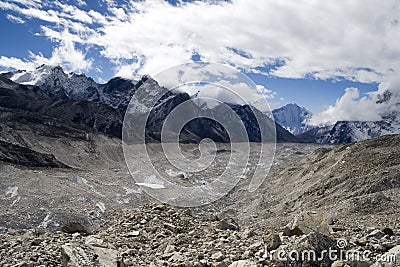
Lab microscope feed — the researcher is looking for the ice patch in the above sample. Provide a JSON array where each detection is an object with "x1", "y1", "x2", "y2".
[
  {"x1": 123, "y1": 187, "x2": 142, "y2": 195},
  {"x1": 72, "y1": 195, "x2": 87, "y2": 201},
  {"x1": 11, "y1": 196, "x2": 21, "y2": 207},
  {"x1": 38, "y1": 213, "x2": 52, "y2": 228},
  {"x1": 75, "y1": 176, "x2": 90, "y2": 186},
  {"x1": 5, "y1": 186, "x2": 18, "y2": 198},
  {"x1": 96, "y1": 202, "x2": 106, "y2": 213},
  {"x1": 166, "y1": 169, "x2": 187, "y2": 178},
  {"x1": 136, "y1": 183, "x2": 165, "y2": 189},
  {"x1": 135, "y1": 175, "x2": 165, "y2": 189}
]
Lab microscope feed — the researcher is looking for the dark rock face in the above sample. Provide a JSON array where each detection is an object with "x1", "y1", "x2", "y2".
[
  {"x1": 297, "y1": 126, "x2": 333, "y2": 144},
  {"x1": 0, "y1": 140, "x2": 68, "y2": 168},
  {"x1": 1, "y1": 66, "x2": 301, "y2": 144},
  {"x1": 0, "y1": 78, "x2": 124, "y2": 139},
  {"x1": 272, "y1": 103, "x2": 315, "y2": 135}
]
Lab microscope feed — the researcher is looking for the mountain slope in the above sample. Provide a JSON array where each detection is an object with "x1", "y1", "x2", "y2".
[
  {"x1": 272, "y1": 103, "x2": 314, "y2": 135},
  {"x1": 0, "y1": 77, "x2": 123, "y2": 138},
  {"x1": 2, "y1": 66, "x2": 301, "y2": 143}
]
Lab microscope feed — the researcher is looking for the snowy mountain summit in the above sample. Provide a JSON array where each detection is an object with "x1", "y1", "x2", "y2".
[
  {"x1": 298, "y1": 89, "x2": 400, "y2": 144},
  {"x1": 272, "y1": 103, "x2": 315, "y2": 135},
  {"x1": 5, "y1": 65, "x2": 100, "y2": 101},
  {"x1": 2, "y1": 65, "x2": 145, "y2": 110}
]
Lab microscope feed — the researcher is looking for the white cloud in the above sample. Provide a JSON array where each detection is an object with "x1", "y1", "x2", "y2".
[
  {"x1": 0, "y1": 29, "x2": 92, "y2": 73},
  {"x1": 1, "y1": 0, "x2": 400, "y2": 121},
  {"x1": 7, "y1": 0, "x2": 42, "y2": 8},
  {"x1": 6, "y1": 14, "x2": 25, "y2": 23},
  {"x1": 309, "y1": 88, "x2": 381, "y2": 126},
  {"x1": 75, "y1": 0, "x2": 86, "y2": 7},
  {"x1": 87, "y1": 0, "x2": 400, "y2": 82},
  {"x1": 2, "y1": 0, "x2": 400, "y2": 83},
  {"x1": 0, "y1": 56, "x2": 37, "y2": 71},
  {"x1": 309, "y1": 75, "x2": 400, "y2": 126}
]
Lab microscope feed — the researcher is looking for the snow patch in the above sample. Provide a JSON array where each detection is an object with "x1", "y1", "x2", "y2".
[
  {"x1": 11, "y1": 196, "x2": 21, "y2": 207},
  {"x1": 136, "y1": 183, "x2": 165, "y2": 189},
  {"x1": 5, "y1": 186, "x2": 18, "y2": 198},
  {"x1": 96, "y1": 202, "x2": 106, "y2": 213},
  {"x1": 38, "y1": 213, "x2": 52, "y2": 228},
  {"x1": 165, "y1": 169, "x2": 187, "y2": 178},
  {"x1": 123, "y1": 187, "x2": 142, "y2": 195}
]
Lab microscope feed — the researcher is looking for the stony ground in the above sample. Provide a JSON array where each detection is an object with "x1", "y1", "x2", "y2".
[
  {"x1": 0, "y1": 203, "x2": 399, "y2": 266},
  {"x1": 1, "y1": 134, "x2": 400, "y2": 266}
]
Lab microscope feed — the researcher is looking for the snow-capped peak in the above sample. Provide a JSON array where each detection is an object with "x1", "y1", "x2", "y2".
[
  {"x1": 272, "y1": 103, "x2": 315, "y2": 135},
  {"x1": 6, "y1": 65, "x2": 100, "y2": 101}
]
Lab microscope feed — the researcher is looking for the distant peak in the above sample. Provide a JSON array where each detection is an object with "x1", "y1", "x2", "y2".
[{"x1": 36, "y1": 64, "x2": 63, "y2": 71}]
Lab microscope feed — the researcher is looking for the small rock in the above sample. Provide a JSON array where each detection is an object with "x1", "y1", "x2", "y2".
[
  {"x1": 92, "y1": 246, "x2": 123, "y2": 267},
  {"x1": 249, "y1": 241, "x2": 262, "y2": 250},
  {"x1": 367, "y1": 229, "x2": 386, "y2": 240},
  {"x1": 31, "y1": 238, "x2": 43, "y2": 246},
  {"x1": 264, "y1": 232, "x2": 281, "y2": 251},
  {"x1": 169, "y1": 251, "x2": 184, "y2": 262},
  {"x1": 242, "y1": 251, "x2": 250, "y2": 258},
  {"x1": 153, "y1": 204, "x2": 167, "y2": 211},
  {"x1": 294, "y1": 211, "x2": 332, "y2": 235},
  {"x1": 14, "y1": 262, "x2": 34, "y2": 267},
  {"x1": 292, "y1": 232, "x2": 337, "y2": 267},
  {"x1": 61, "y1": 222, "x2": 91, "y2": 235},
  {"x1": 164, "y1": 244, "x2": 176, "y2": 254},
  {"x1": 175, "y1": 173, "x2": 186, "y2": 179},
  {"x1": 382, "y1": 241, "x2": 397, "y2": 250},
  {"x1": 164, "y1": 223, "x2": 177, "y2": 233},
  {"x1": 85, "y1": 236, "x2": 105, "y2": 247},
  {"x1": 211, "y1": 251, "x2": 225, "y2": 261},
  {"x1": 61, "y1": 243, "x2": 91, "y2": 266},
  {"x1": 240, "y1": 228, "x2": 254, "y2": 239},
  {"x1": 126, "y1": 230, "x2": 140, "y2": 237},
  {"x1": 218, "y1": 218, "x2": 239, "y2": 231},
  {"x1": 382, "y1": 227, "x2": 394, "y2": 236},
  {"x1": 282, "y1": 223, "x2": 303, "y2": 236}
]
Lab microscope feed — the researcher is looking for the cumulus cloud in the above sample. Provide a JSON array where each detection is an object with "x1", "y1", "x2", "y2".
[
  {"x1": 0, "y1": 29, "x2": 91, "y2": 72},
  {"x1": 309, "y1": 88, "x2": 381, "y2": 125},
  {"x1": 0, "y1": 56, "x2": 37, "y2": 71},
  {"x1": 34, "y1": 35, "x2": 92, "y2": 71},
  {"x1": 310, "y1": 75, "x2": 400, "y2": 126},
  {"x1": 2, "y1": 0, "x2": 399, "y2": 82},
  {"x1": 1, "y1": 0, "x2": 400, "y2": 118}
]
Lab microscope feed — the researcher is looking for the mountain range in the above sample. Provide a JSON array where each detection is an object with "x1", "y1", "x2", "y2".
[
  {"x1": 272, "y1": 100, "x2": 400, "y2": 144},
  {"x1": 2, "y1": 65, "x2": 399, "y2": 145},
  {"x1": 0, "y1": 65, "x2": 300, "y2": 148}
]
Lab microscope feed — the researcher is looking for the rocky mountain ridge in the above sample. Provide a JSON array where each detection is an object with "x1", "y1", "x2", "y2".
[
  {"x1": 1, "y1": 65, "x2": 301, "y2": 143},
  {"x1": 272, "y1": 103, "x2": 315, "y2": 135}
]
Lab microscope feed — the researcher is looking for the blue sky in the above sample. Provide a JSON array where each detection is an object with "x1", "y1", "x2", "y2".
[{"x1": 0, "y1": 0, "x2": 398, "y2": 123}]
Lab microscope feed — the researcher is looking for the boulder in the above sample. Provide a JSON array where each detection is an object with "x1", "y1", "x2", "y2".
[
  {"x1": 218, "y1": 218, "x2": 239, "y2": 231},
  {"x1": 61, "y1": 222, "x2": 91, "y2": 235},
  {"x1": 264, "y1": 232, "x2": 281, "y2": 251}
]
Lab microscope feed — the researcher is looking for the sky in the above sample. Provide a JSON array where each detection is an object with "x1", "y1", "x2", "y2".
[{"x1": 0, "y1": 0, "x2": 399, "y2": 125}]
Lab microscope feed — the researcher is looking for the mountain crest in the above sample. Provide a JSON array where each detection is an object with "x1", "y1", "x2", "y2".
[{"x1": 272, "y1": 103, "x2": 314, "y2": 135}]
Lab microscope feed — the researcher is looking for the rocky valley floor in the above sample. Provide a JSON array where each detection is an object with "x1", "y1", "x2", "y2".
[{"x1": 1, "y1": 134, "x2": 400, "y2": 266}]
